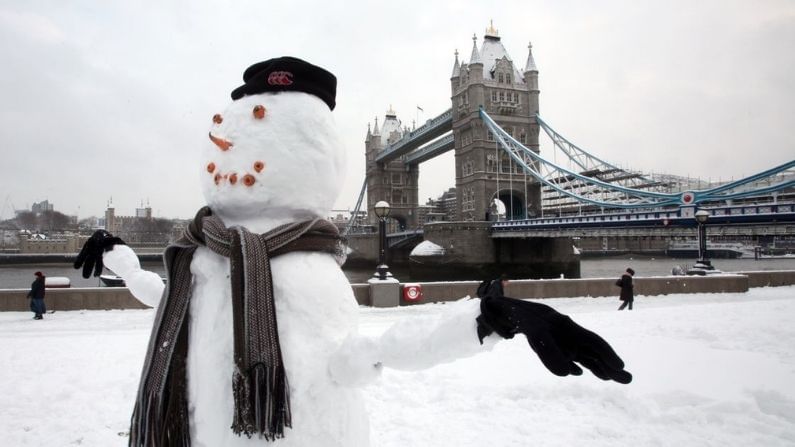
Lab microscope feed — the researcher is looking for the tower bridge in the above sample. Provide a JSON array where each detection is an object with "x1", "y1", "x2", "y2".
[{"x1": 345, "y1": 23, "x2": 794, "y2": 278}]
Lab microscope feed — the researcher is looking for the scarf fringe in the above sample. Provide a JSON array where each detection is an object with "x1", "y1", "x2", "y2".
[
  {"x1": 130, "y1": 387, "x2": 191, "y2": 447},
  {"x1": 231, "y1": 363, "x2": 292, "y2": 440}
]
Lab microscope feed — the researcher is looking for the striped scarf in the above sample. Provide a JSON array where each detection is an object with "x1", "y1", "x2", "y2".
[{"x1": 129, "y1": 206, "x2": 344, "y2": 446}]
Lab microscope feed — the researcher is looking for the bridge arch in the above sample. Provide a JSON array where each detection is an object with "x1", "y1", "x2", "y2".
[
  {"x1": 492, "y1": 189, "x2": 527, "y2": 220},
  {"x1": 386, "y1": 214, "x2": 409, "y2": 232}
]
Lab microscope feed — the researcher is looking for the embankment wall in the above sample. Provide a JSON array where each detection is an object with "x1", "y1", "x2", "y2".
[{"x1": 1, "y1": 271, "x2": 792, "y2": 310}]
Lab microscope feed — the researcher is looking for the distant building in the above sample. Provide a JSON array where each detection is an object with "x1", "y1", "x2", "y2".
[
  {"x1": 417, "y1": 187, "x2": 457, "y2": 225},
  {"x1": 31, "y1": 200, "x2": 54, "y2": 214},
  {"x1": 0, "y1": 222, "x2": 19, "y2": 252},
  {"x1": 104, "y1": 204, "x2": 171, "y2": 247},
  {"x1": 135, "y1": 206, "x2": 152, "y2": 219},
  {"x1": 18, "y1": 232, "x2": 88, "y2": 254}
]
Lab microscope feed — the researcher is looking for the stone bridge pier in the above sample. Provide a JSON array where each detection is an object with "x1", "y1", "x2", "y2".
[{"x1": 409, "y1": 222, "x2": 580, "y2": 281}]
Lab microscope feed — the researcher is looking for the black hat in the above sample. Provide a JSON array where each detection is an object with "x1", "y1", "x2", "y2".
[
  {"x1": 230, "y1": 56, "x2": 337, "y2": 110},
  {"x1": 626, "y1": 268, "x2": 635, "y2": 275}
]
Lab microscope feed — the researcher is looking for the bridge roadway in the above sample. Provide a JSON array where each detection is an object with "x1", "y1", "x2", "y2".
[
  {"x1": 375, "y1": 109, "x2": 453, "y2": 165},
  {"x1": 376, "y1": 203, "x2": 794, "y2": 246},
  {"x1": 491, "y1": 202, "x2": 795, "y2": 238}
]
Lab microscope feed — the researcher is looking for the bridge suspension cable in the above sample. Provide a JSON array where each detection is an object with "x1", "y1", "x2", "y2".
[
  {"x1": 343, "y1": 177, "x2": 368, "y2": 236},
  {"x1": 480, "y1": 107, "x2": 795, "y2": 210}
]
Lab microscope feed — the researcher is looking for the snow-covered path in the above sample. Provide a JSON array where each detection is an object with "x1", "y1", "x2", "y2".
[{"x1": 2, "y1": 287, "x2": 794, "y2": 446}]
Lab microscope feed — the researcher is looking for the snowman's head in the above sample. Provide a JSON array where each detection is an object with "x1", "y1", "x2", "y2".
[{"x1": 200, "y1": 58, "x2": 344, "y2": 220}]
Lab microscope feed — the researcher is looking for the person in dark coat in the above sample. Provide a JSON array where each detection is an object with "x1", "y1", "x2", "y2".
[
  {"x1": 617, "y1": 268, "x2": 635, "y2": 310},
  {"x1": 27, "y1": 271, "x2": 46, "y2": 320}
]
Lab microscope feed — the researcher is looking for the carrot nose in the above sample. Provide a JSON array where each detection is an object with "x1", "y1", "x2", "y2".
[{"x1": 208, "y1": 132, "x2": 233, "y2": 151}]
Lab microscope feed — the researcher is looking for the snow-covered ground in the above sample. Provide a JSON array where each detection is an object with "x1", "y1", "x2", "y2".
[{"x1": 2, "y1": 287, "x2": 794, "y2": 446}]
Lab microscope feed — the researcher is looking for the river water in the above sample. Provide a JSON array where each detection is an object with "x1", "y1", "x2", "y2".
[{"x1": 2, "y1": 256, "x2": 794, "y2": 290}]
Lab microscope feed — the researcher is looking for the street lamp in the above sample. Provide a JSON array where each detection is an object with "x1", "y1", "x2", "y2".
[
  {"x1": 694, "y1": 209, "x2": 712, "y2": 269},
  {"x1": 374, "y1": 201, "x2": 391, "y2": 280}
]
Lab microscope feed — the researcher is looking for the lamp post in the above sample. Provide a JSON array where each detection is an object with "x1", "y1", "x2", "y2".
[
  {"x1": 374, "y1": 201, "x2": 391, "y2": 280},
  {"x1": 695, "y1": 209, "x2": 711, "y2": 268}
]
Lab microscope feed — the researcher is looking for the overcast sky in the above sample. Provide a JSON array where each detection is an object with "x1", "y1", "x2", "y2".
[{"x1": 2, "y1": 0, "x2": 793, "y2": 220}]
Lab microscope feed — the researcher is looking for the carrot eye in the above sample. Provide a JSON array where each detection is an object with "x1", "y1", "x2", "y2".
[
  {"x1": 243, "y1": 174, "x2": 256, "y2": 187},
  {"x1": 212, "y1": 114, "x2": 223, "y2": 124},
  {"x1": 253, "y1": 161, "x2": 265, "y2": 173},
  {"x1": 207, "y1": 162, "x2": 216, "y2": 174},
  {"x1": 253, "y1": 105, "x2": 266, "y2": 119}
]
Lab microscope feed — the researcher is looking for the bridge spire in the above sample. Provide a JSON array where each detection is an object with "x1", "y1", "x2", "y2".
[
  {"x1": 451, "y1": 49, "x2": 460, "y2": 78},
  {"x1": 469, "y1": 34, "x2": 481, "y2": 64},
  {"x1": 372, "y1": 116, "x2": 380, "y2": 135},
  {"x1": 485, "y1": 20, "x2": 499, "y2": 39},
  {"x1": 524, "y1": 41, "x2": 538, "y2": 73}
]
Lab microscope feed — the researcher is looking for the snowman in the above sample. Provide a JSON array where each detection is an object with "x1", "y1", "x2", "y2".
[{"x1": 75, "y1": 57, "x2": 631, "y2": 447}]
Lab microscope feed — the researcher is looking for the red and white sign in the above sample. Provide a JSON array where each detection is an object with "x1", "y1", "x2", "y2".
[{"x1": 403, "y1": 283, "x2": 423, "y2": 302}]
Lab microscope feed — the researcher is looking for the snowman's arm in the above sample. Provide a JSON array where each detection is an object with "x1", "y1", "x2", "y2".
[
  {"x1": 103, "y1": 245, "x2": 165, "y2": 308},
  {"x1": 375, "y1": 297, "x2": 498, "y2": 370},
  {"x1": 328, "y1": 298, "x2": 493, "y2": 386},
  {"x1": 333, "y1": 295, "x2": 634, "y2": 385}
]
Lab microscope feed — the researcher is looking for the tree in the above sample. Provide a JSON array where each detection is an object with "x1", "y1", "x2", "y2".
[
  {"x1": 39, "y1": 210, "x2": 71, "y2": 231},
  {"x1": 15, "y1": 211, "x2": 37, "y2": 230}
]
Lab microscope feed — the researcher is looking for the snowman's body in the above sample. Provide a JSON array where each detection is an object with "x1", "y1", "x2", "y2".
[
  {"x1": 106, "y1": 80, "x2": 489, "y2": 447},
  {"x1": 187, "y1": 248, "x2": 369, "y2": 446}
]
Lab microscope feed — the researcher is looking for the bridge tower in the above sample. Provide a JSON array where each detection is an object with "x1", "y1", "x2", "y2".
[
  {"x1": 451, "y1": 24, "x2": 541, "y2": 221},
  {"x1": 364, "y1": 107, "x2": 420, "y2": 230}
]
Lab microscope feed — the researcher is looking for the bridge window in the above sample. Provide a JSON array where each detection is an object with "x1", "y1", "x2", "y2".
[
  {"x1": 486, "y1": 153, "x2": 497, "y2": 173},
  {"x1": 392, "y1": 173, "x2": 402, "y2": 185},
  {"x1": 499, "y1": 91, "x2": 505, "y2": 101},
  {"x1": 462, "y1": 159, "x2": 474, "y2": 176},
  {"x1": 491, "y1": 91, "x2": 497, "y2": 102},
  {"x1": 487, "y1": 130, "x2": 494, "y2": 141},
  {"x1": 498, "y1": 73, "x2": 504, "y2": 83},
  {"x1": 506, "y1": 74, "x2": 511, "y2": 84},
  {"x1": 462, "y1": 187, "x2": 476, "y2": 211}
]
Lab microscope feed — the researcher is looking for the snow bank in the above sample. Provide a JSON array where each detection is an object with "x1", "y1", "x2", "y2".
[{"x1": 2, "y1": 287, "x2": 795, "y2": 446}]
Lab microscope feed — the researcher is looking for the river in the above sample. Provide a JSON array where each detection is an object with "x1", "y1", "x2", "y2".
[{"x1": 1, "y1": 255, "x2": 794, "y2": 290}]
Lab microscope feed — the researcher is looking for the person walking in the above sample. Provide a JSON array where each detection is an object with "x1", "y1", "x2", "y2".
[
  {"x1": 616, "y1": 268, "x2": 635, "y2": 311},
  {"x1": 27, "y1": 271, "x2": 46, "y2": 320}
]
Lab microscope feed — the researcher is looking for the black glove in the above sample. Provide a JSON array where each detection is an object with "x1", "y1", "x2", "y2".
[
  {"x1": 73, "y1": 230, "x2": 126, "y2": 279},
  {"x1": 477, "y1": 296, "x2": 632, "y2": 384}
]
